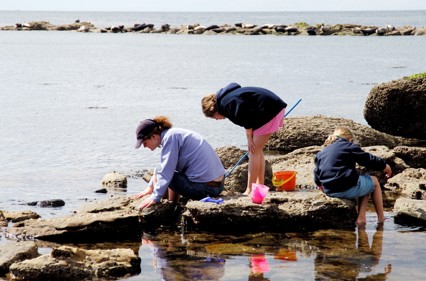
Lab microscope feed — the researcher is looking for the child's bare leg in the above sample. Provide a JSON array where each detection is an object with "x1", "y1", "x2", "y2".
[
  {"x1": 371, "y1": 176, "x2": 385, "y2": 223},
  {"x1": 356, "y1": 194, "x2": 369, "y2": 226},
  {"x1": 244, "y1": 134, "x2": 271, "y2": 195}
]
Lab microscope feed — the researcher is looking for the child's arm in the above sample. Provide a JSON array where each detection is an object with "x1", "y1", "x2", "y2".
[{"x1": 383, "y1": 164, "x2": 392, "y2": 178}]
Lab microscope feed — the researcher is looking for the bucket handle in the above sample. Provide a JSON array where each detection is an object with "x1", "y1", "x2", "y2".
[{"x1": 272, "y1": 172, "x2": 296, "y2": 187}]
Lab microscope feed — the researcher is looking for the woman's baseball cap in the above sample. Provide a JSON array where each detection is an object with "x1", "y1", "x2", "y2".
[{"x1": 135, "y1": 119, "x2": 157, "y2": 149}]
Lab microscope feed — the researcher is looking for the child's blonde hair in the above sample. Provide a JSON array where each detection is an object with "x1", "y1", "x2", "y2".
[{"x1": 324, "y1": 127, "x2": 355, "y2": 146}]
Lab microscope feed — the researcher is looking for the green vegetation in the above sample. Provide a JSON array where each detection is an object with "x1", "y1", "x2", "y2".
[
  {"x1": 293, "y1": 22, "x2": 309, "y2": 28},
  {"x1": 407, "y1": 72, "x2": 426, "y2": 79}
]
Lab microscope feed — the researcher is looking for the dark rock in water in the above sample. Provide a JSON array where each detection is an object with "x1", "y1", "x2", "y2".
[
  {"x1": 27, "y1": 199, "x2": 65, "y2": 208},
  {"x1": 364, "y1": 76, "x2": 426, "y2": 139},
  {"x1": 132, "y1": 23, "x2": 147, "y2": 31},
  {"x1": 205, "y1": 25, "x2": 220, "y2": 31},
  {"x1": 37, "y1": 199, "x2": 65, "y2": 208},
  {"x1": 360, "y1": 27, "x2": 377, "y2": 35},
  {"x1": 95, "y1": 188, "x2": 108, "y2": 193},
  {"x1": 306, "y1": 27, "x2": 317, "y2": 35},
  {"x1": 275, "y1": 26, "x2": 286, "y2": 33}
]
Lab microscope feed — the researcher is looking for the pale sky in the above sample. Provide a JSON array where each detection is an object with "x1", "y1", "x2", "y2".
[{"x1": 2, "y1": 0, "x2": 426, "y2": 12}]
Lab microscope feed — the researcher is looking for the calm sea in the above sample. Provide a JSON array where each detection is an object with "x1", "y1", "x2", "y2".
[{"x1": 1, "y1": 11, "x2": 426, "y2": 280}]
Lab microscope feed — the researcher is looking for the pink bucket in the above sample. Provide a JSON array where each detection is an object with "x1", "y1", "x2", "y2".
[{"x1": 251, "y1": 183, "x2": 269, "y2": 204}]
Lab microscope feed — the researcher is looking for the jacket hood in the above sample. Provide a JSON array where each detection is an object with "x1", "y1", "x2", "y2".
[{"x1": 215, "y1": 82, "x2": 241, "y2": 100}]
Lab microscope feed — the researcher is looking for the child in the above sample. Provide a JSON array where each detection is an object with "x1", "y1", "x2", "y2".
[
  {"x1": 314, "y1": 127, "x2": 392, "y2": 226},
  {"x1": 201, "y1": 82, "x2": 287, "y2": 195}
]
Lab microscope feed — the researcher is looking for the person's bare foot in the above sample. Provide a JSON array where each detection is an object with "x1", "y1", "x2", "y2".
[{"x1": 243, "y1": 189, "x2": 251, "y2": 195}]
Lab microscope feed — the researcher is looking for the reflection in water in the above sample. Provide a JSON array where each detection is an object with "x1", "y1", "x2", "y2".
[
  {"x1": 249, "y1": 254, "x2": 270, "y2": 280},
  {"x1": 356, "y1": 224, "x2": 392, "y2": 280},
  {"x1": 128, "y1": 223, "x2": 425, "y2": 281},
  {"x1": 314, "y1": 225, "x2": 392, "y2": 280},
  {"x1": 141, "y1": 234, "x2": 226, "y2": 281},
  {"x1": 138, "y1": 232, "x2": 304, "y2": 281}
]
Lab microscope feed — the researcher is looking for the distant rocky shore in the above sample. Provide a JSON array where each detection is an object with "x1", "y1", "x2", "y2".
[{"x1": 1, "y1": 20, "x2": 426, "y2": 36}]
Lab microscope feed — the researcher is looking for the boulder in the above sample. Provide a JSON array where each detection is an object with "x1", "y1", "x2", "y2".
[
  {"x1": 102, "y1": 172, "x2": 127, "y2": 188},
  {"x1": 394, "y1": 197, "x2": 426, "y2": 226},
  {"x1": 364, "y1": 76, "x2": 426, "y2": 139}
]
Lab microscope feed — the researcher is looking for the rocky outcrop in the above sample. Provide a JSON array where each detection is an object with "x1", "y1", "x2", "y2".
[
  {"x1": 0, "y1": 241, "x2": 39, "y2": 275},
  {"x1": 5, "y1": 197, "x2": 146, "y2": 243},
  {"x1": 1, "y1": 21, "x2": 425, "y2": 36},
  {"x1": 364, "y1": 76, "x2": 426, "y2": 139},
  {"x1": 2, "y1": 210, "x2": 40, "y2": 223},
  {"x1": 5, "y1": 192, "x2": 357, "y2": 242},
  {"x1": 268, "y1": 115, "x2": 424, "y2": 154},
  {"x1": 386, "y1": 168, "x2": 426, "y2": 200},
  {"x1": 9, "y1": 246, "x2": 141, "y2": 280},
  {"x1": 183, "y1": 192, "x2": 357, "y2": 232}
]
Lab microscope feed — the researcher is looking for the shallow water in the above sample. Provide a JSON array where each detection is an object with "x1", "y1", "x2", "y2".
[
  {"x1": 3, "y1": 211, "x2": 423, "y2": 281},
  {"x1": 18, "y1": 212, "x2": 419, "y2": 281}
]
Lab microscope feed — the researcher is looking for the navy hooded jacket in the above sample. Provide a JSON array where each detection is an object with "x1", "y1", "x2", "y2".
[
  {"x1": 314, "y1": 138, "x2": 387, "y2": 193},
  {"x1": 215, "y1": 83, "x2": 287, "y2": 130}
]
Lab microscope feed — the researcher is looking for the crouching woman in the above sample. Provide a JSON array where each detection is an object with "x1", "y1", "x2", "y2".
[{"x1": 133, "y1": 116, "x2": 225, "y2": 210}]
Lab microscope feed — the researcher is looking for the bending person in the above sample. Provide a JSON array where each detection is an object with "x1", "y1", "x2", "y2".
[
  {"x1": 201, "y1": 82, "x2": 287, "y2": 195},
  {"x1": 133, "y1": 116, "x2": 225, "y2": 210}
]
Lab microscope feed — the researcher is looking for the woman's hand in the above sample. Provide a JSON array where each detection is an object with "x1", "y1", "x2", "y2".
[
  {"x1": 139, "y1": 197, "x2": 157, "y2": 210},
  {"x1": 133, "y1": 185, "x2": 154, "y2": 200}
]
